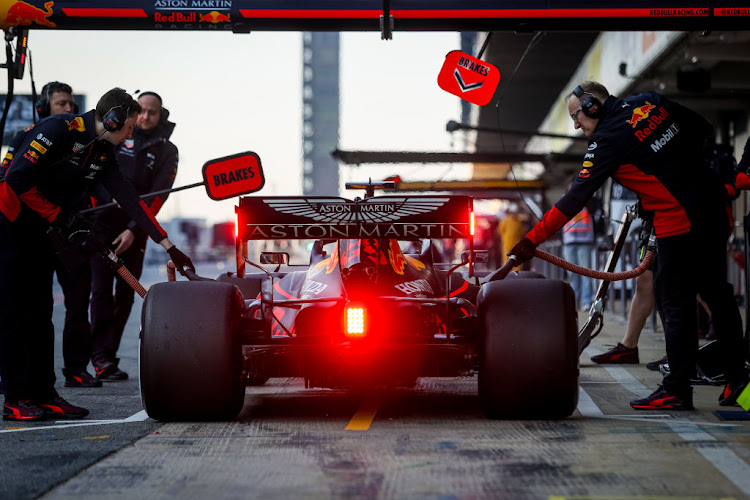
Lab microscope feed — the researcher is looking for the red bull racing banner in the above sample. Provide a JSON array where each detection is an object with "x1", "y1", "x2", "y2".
[
  {"x1": 3, "y1": 1, "x2": 750, "y2": 32},
  {"x1": 236, "y1": 196, "x2": 473, "y2": 240}
]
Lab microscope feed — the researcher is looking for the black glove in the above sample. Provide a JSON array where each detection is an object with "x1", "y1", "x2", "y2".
[
  {"x1": 167, "y1": 246, "x2": 195, "y2": 276},
  {"x1": 508, "y1": 237, "x2": 537, "y2": 265},
  {"x1": 47, "y1": 210, "x2": 88, "y2": 250}
]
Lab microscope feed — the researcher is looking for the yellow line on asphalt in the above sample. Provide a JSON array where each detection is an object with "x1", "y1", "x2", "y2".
[{"x1": 345, "y1": 395, "x2": 383, "y2": 431}]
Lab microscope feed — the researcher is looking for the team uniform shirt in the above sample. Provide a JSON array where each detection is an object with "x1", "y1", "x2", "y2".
[
  {"x1": 0, "y1": 127, "x2": 33, "y2": 179},
  {"x1": 526, "y1": 92, "x2": 726, "y2": 246},
  {"x1": 91, "y1": 118, "x2": 178, "y2": 239},
  {"x1": 0, "y1": 110, "x2": 167, "y2": 243}
]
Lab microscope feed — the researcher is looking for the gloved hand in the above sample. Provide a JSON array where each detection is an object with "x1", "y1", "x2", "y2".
[
  {"x1": 167, "y1": 246, "x2": 195, "y2": 276},
  {"x1": 508, "y1": 237, "x2": 537, "y2": 265},
  {"x1": 47, "y1": 210, "x2": 88, "y2": 250}
]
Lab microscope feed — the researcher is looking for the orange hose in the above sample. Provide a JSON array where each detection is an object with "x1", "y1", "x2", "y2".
[
  {"x1": 167, "y1": 260, "x2": 176, "y2": 282},
  {"x1": 117, "y1": 266, "x2": 147, "y2": 298},
  {"x1": 534, "y1": 248, "x2": 654, "y2": 281}
]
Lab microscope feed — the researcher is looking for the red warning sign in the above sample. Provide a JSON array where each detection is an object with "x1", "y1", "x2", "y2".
[{"x1": 437, "y1": 50, "x2": 500, "y2": 106}]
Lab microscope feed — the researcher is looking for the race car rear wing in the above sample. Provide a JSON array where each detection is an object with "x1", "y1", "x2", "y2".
[{"x1": 236, "y1": 195, "x2": 473, "y2": 241}]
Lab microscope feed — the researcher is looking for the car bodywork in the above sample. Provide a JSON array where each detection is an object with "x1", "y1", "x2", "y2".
[{"x1": 140, "y1": 191, "x2": 580, "y2": 421}]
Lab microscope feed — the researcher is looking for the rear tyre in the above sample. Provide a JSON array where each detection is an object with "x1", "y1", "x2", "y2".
[
  {"x1": 478, "y1": 279, "x2": 578, "y2": 419},
  {"x1": 140, "y1": 281, "x2": 245, "y2": 421}
]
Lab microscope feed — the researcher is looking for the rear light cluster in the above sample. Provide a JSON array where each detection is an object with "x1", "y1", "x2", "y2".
[{"x1": 345, "y1": 306, "x2": 365, "y2": 337}]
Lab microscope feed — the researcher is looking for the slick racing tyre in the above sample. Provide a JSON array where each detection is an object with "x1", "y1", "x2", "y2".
[
  {"x1": 477, "y1": 279, "x2": 578, "y2": 419},
  {"x1": 140, "y1": 281, "x2": 245, "y2": 421}
]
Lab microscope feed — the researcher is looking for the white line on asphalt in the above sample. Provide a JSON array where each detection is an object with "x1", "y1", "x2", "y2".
[
  {"x1": 578, "y1": 370, "x2": 750, "y2": 497},
  {"x1": 0, "y1": 411, "x2": 151, "y2": 434}
]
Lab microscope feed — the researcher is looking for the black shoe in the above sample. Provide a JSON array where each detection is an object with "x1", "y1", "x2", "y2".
[
  {"x1": 37, "y1": 396, "x2": 89, "y2": 419},
  {"x1": 646, "y1": 355, "x2": 668, "y2": 371},
  {"x1": 93, "y1": 359, "x2": 117, "y2": 379},
  {"x1": 3, "y1": 400, "x2": 46, "y2": 421},
  {"x1": 99, "y1": 368, "x2": 128, "y2": 381},
  {"x1": 64, "y1": 369, "x2": 102, "y2": 388},
  {"x1": 630, "y1": 386, "x2": 694, "y2": 411},
  {"x1": 718, "y1": 378, "x2": 750, "y2": 407},
  {"x1": 591, "y1": 343, "x2": 639, "y2": 364}
]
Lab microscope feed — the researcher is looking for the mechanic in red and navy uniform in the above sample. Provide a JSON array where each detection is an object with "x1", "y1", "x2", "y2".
[
  {"x1": 3, "y1": 82, "x2": 108, "y2": 390},
  {"x1": 88, "y1": 91, "x2": 178, "y2": 381},
  {"x1": 509, "y1": 81, "x2": 749, "y2": 411},
  {"x1": 0, "y1": 88, "x2": 194, "y2": 421}
]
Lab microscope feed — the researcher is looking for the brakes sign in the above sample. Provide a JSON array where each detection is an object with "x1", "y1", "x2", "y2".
[
  {"x1": 202, "y1": 151, "x2": 265, "y2": 200},
  {"x1": 437, "y1": 50, "x2": 500, "y2": 106}
]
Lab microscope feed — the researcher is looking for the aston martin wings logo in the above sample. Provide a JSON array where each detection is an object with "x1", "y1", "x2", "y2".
[
  {"x1": 453, "y1": 69, "x2": 484, "y2": 92},
  {"x1": 263, "y1": 197, "x2": 449, "y2": 223}
]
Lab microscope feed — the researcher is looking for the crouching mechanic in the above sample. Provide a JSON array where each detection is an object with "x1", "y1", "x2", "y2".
[
  {"x1": 0, "y1": 88, "x2": 194, "y2": 421},
  {"x1": 509, "y1": 81, "x2": 749, "y2": 411}
]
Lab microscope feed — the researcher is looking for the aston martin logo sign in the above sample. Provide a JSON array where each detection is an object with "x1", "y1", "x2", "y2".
[
  {"x1": 237, "y1": 195, "x2": 473, "y2": 240},
  {"x1": 264, "y1": 197, "x2": 449, "y2": 223}
]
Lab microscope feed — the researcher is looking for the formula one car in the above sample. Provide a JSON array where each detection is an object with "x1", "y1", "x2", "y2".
[{"x1": 139, "y1": 187, "x2": 579, "y2": 421}]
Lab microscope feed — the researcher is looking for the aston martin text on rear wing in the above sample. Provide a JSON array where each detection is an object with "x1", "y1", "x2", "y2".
[{"x1": 236, "y1": 196, "x2": 473, "y2": 240}]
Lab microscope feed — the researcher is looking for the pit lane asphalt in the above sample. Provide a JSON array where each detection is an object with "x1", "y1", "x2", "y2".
[{"x1": 3, "y1": 261, "x2": 750, "y2": 499}]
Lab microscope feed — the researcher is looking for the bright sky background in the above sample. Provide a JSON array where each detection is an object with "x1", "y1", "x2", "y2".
[{"x1": 18, "y1": 30, "x2": 469, "y2": 225}]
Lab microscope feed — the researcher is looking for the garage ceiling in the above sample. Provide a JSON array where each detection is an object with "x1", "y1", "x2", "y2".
[
  {"x1": 473, "y1": 29, "x2": 750, "y2": 189},
  {"x1": 474, "y1": 31, "x2": 600, "y2": 154}
]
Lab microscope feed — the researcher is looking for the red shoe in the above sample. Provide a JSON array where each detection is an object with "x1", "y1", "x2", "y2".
[
  {"x1": 591, "y1": 343, "x2": 639, "y2": 364},
  {"x1": 37, "y1": 397, "x2": 89, "y2": 419},
  {"x1": 630, "y1": 386, "x2": 694, "y2": 411},
  {"x1": 719, "y1": 378, "x2": 750, "y2": 407},
  {"x1": 3, "y1": 400, "x2": 46, "y2": 421}
]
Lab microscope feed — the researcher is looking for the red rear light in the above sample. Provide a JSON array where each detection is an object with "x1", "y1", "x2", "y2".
[
  {"x1": 470, "y1": 210, "x2": 475, "y2": 236},
  {"x1": 234, "y1": 212, "x2": 239, "y2": 239},
  {"x1": 345, "y1": 306, "x2": 366, "y2": 337}
]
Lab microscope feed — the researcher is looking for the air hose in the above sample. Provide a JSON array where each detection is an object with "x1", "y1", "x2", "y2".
[
  {"x1": 533, "y1": 248, "x2": 654, "y2": 281},
  {"x1": 100, "y1": 246, "x2": 147, "y2": 298},
  {"x1": 166, "y1": 260, "x2": 176, "y2": 282}
]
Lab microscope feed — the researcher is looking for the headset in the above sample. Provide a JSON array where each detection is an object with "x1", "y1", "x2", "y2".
[
  {"x1": 36, "y1": 82, "x2": 79, "y2": 119},
  {"x1": 102, "y1": 100, "x2": 131, "y2": 132},
  {"x1": 572, "y1": 85, "x2": 604, "y2": 119}
]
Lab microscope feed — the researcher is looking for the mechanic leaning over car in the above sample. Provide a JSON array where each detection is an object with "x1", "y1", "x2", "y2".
[
  {"x1": 88, "y1": 91, "x2": 178, "y2": 382},
  {"x1": 3, "y1": 81, "x2": 107, "y2": 390},
  {"x1": 0, "y1": 87, "x2": 195, "y2": 421},
  {"x1": 509, "y1": 81, "x2": 750, "y2": 411}
]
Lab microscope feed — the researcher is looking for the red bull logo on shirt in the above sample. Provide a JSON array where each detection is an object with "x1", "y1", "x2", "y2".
[
  {"x1": 66, "y1": 117, "x2": 85, "y2": 132},
  {"x1": 626, "y1": 102, "x2": 657, "y2": 128},
  {"x1": 632, "y1": 106, "x2": 670, "y2": 142}
]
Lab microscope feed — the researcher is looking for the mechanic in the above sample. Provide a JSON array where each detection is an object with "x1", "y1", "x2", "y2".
[
  {"x1": 5, "y1": 82, "x2": 108, "y2": 389},
  {"x1": 1, "y1": 81, "x2": 77, "y2": 178},
  {"x1": 89, "y1": 91, "x2": 178, "y2": 381},
  {"x1": 3, "y1": 82, "x2": 105, "y2": 389},
  {"x1": 509, "y1": 81, "x2": 749, "y2": 411},
  {"x1": 0, "y1": 87, "x2": 194, "y2": 421}
]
